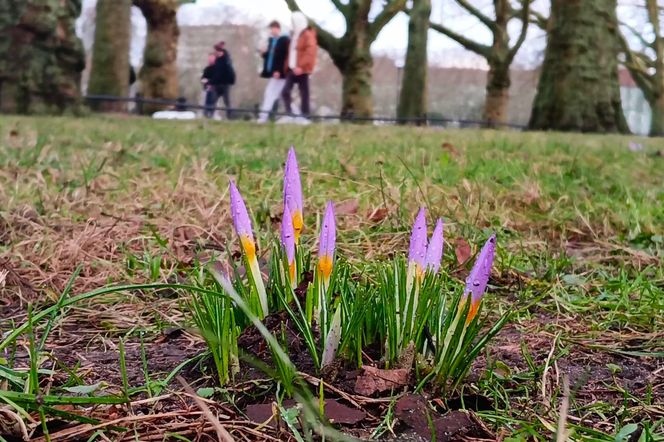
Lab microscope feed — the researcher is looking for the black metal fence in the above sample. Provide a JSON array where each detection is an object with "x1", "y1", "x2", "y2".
[{"x1": 84, "y1": 94, "x2": 527, "y2": 130}]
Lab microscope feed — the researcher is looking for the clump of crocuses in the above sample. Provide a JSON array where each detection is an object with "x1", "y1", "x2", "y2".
[{"x1": 195, "y1": 146, "x2": 505, "y2": 392}]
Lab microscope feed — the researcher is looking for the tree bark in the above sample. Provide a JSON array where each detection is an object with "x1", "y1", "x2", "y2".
[
  {"x1": 529, "y1": 0, "x2": 629, "y2": 133},
  {"x1": 650, "y1": 95, "x2": 664, "y2": 137},
  {"x1": 397, "y1": 0, "x2": 431, "y2": 124},
  {"x1": 88, "y1": 0, "x2": 131, "y2": 112},
  {"x1": 339, "y1": 43, "x2": 373, "y2": 119},
  {"x1": 0, "y1": 0, "x2": 85, "y2": 113},
  {"x1": 286, "y1": 0, "x2": 406, "y2": 119},
  {"x1": 484, "y1": 60, "x2": 510, "y2": 126},
  {"x1": 429, "y1": 0, "x2": 530, "y2": 128},
  {"x1": 134, "y1": 0, "x2": 179, "y2": 114}
]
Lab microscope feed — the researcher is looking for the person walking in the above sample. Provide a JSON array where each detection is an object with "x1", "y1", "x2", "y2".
[
  {"x1": 201, "y1": 53, "x2": 217, "y2": 118},
  {"x1": 210, "y1": 41, "x2": 236, "y2": 119},
  {"x1": 280, "y1": 12, "x2": 317, "y2": 124},
  {"x1": 257, "y1": 21, "x2": 290, "y2": 123}
]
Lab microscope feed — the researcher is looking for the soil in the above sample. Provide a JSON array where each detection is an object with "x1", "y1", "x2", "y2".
[{"x1": 1, "y1": 274, "x2": 662, "y2": 440}]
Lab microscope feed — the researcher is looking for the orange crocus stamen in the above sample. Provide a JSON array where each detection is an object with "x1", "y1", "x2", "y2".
[
  {"x1": 465, "y1": 299, "x2": 481, "y2": 325},
  {"x1": 292, "y1": 210, "x2": 304, "y2": 242},
  {"x1": 318, "y1": 255, "x2": 333, "y2": 280},
  {"x1": 288, "y1": 260, "x2": 296, "y2": 282},
  {"x1": 240, "y1": 235, "x2": 256, "y2": 261},
  {"x1": 415, "y1": 264, "x2": 425, "y2": 283}
]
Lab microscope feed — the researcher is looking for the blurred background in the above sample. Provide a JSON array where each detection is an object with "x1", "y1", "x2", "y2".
[{"x1": 0, "y1": 0, "x2": 658, "y2": 134}]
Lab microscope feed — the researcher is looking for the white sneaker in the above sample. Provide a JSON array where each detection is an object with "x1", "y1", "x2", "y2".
[
  {"x1": 276, "y1": 116, "x2": 294, "y2": 124},
  {"x1": 294, "y1": 116, "x2": 311, "y2": 125}
]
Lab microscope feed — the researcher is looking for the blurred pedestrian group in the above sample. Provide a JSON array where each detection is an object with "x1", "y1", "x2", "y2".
[{"x1": 200, "y1": 11, "x2": 317, "y2": 123}]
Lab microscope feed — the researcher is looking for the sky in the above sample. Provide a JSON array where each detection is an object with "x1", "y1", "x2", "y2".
[
  {"x1": 78, "y1": 0, "x2": 652, "y2": 71},
  {"x1": 176, "y1": 0, "x2": 548, "y2": 69}
]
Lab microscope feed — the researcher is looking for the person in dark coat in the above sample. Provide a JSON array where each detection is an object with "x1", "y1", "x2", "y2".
[
  {"x1": 209, "y1": 41, "x2": 236, "y2": 119},
  {"x1": 201, "y1": 53, "x2": 217, "y2": 118},
  {"x1": 257, "y1": 20, "x2": 290, "y2": 123}
]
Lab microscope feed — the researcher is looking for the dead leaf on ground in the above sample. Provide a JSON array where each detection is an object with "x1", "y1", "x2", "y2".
[
  {"x1": 246, "y1": 403, "x2": 277, "y2": 428},
  {"x1": 336, "y1": 199, "x2": 359, "y2": 216},
  {"x1": 454, "y1": 238, "x2": 472, "y2": 265},
  {"x1": 441, "y1": 142, "x2": 459, "y2": 157},
  {"x1": 246, "y1": 399, "x2": 365, "y2": 427},
  {"x1": 339, "y1": 159, "x2": 358, "y2": 178},
  {"x1": 395, "y1": 394, "x2": 494, "y2": 441},
  {"x1": 324, "y1": 399, "x2": 366, "y2": 424},
  {"x1": 354, "y1": 365, "x2": 410, "y2": 396},
  {"x1": 522, "y1": 180, "x2": 541, "y2": 205},
  {"x1": 367, "y1": 207, "x2": 389, "y2": 223}
]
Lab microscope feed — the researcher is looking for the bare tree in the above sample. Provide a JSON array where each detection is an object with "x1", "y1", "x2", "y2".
[
  {"x1": 430, "y1": 0, "x2": 531, "y2": 126},
  {"x1": 88, "y1": 0, "x2": 132, "y2": 111},
  {"x1": 133, "y1": 0, "x2": 181, "y2": 113},
  {"x1": 620, "y1": 0, "x2": 664, "y2": 136},
  {"x1": 284, "y1": 0, "x2": 406, "y2": 118},
  {"x1": 398, "y1": 0, "x2": 431, "y2": 123},
  {"x1": 529, "y1": 0, "x2": 629, "y2": 133}
]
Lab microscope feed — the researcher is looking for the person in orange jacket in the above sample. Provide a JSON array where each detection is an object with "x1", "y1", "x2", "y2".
[{"x1": 281, "y1": 11, "x2": 317, "y2": 122}]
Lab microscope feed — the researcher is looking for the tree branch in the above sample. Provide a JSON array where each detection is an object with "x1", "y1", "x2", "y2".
[
  {"x1": 646, "y1": 0, "x2": 663, "y2": 70},
  {"x1": 369, "y1": 0, "x2": 407, "y2": 42},
  {"x1": 618, "y1": 32, "x2": 655, "y2": 99},
  {"x1": 529, "y1": 9, "x2": 548, "y2": 29},
  {"x1": 619, "y1": 20, "x2": 654, "y2": 50},
  {"x1": 282, "y1": 0, "x2": 340, "y2": 54},
  {"x1": 429, "y1": 21, "x2": 491, "y2": 57},
  {"x1": 507, "y1": 0, "x2": 531, "y2": 61},
  {"x1": 330, "y1": 0, "x2": 349, "y2": 16},
  {"x1": 455, "y1": 0, "x2": 496, "y2": 32}
]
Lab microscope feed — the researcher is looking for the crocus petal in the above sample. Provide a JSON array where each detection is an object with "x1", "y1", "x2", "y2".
[
  {"x1": 425, "y1": 219, "x2": 444, "y2": 273},
  {"x1": 229, "y1": 180, "x2": 255, "y2": 252},
  {"x1": 317, "y1": 201, "x2": 336, "y2": 279},
  {"x1": 408, "y1": 208, "x2": 428, "y2": 271},
  {"x1": 463, "y1": 234, "x2": 496, "y2": 322},
  {"x1": 283, "y1": 146, "x2": 304, "y2": 241},
  {"x1": 321, "y1": 305, "x2": 342, "y2": 367},
  {"x1": 280, "y1": 203, "x2": 296, "y2": 265}
]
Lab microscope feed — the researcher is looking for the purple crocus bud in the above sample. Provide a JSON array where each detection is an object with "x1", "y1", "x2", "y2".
[
  {"x1": 283, "y1": 146, "x2": 304, "y2": 242},
  {"x1": 229, "y1": 180, "x2": 256, "y2": 260},
  {"x1": 281, "y1": 203, "x2": 296, "y2": 281},
  {"x1": 317, "y1": 201, "x2": 336, "y2": 281},
  {"x1": 425, "y1": 219, "x2": 444, "y2": 273},
  {"x1": 463, "y1": 234, "x2": 496, "y2": 323},
  {"x1": 407, "y1": 208, "x2": 428, "y2": 272},
  {"x1": 229, "y1": 180, "x2": 268, "y2": 317}
]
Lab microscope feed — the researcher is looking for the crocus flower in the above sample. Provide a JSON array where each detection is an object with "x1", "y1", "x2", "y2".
[
  {"x1": 281, "y1": 202, "x2": 296, "y2": 284},
  {"x1": 317, "y1": 201, "x2": 336, "y2": 285},
  {"x1": 229, "y1": 180, "x2": 268, "y2": 317},
  {"x1": 462, "y1": 234, "x2": 496, "y2": 324},
  {"x1": 408, "y1": 208, "x2": 428, "y2": 274},
  {"x1": 229, "y1": 180, "x2": 255, "y2": 259},
  {"x1": 283, "y1": 147, "x2": 304, "y2": 242},
  {"x1": 425, "y1": 219, "x2": 444, "y2": 273}
]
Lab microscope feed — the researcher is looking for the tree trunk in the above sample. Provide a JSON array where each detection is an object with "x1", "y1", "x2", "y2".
[
  {"x1": 88, "y1": 0, "x2": 131, "y2": 112},
  {"x1": 134, "y1": 0, "x2": 179, "y2": 114},
  {"x1": 484, "y1": 60, "x2": 510, "y2": 126},
  {"x1": 650, "y1": 94, "x2": 664, "y2": 137},
  {"x1": 397, "y1": 0, "x2": 431, "y2": 124},
  {"x1": 339, "y1": 45, "x2": 373, "y2": 119},
  {"x1": 529, "y1": 0, "x2": 629, "y2": 133},
  {"x1": 0, "y1": 0, "x2": 85, "y2": 114}
]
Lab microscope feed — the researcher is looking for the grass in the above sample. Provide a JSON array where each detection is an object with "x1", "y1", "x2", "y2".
[{"x1": 0, "y1": 115, "x2": 662, "y2": 441}]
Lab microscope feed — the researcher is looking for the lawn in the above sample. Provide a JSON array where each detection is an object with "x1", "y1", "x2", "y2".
[{"x1": 0, "y1": 116, "x2": 662, "y2": 441}]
